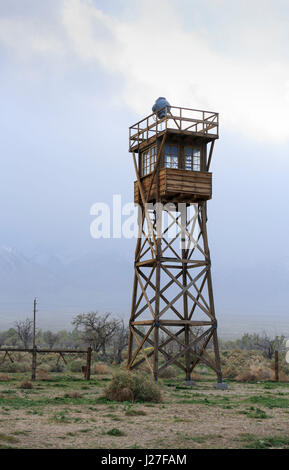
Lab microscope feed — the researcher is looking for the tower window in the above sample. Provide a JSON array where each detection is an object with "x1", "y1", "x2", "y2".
[
  {"x1": 164, "y1": 145, "x2": 178, "y2": 168},
  {"x1": 184, "y1": 147, "x2": 201, "y2": 171},
  {"x1": 142, "y1": 146, "x2": 157, "y2": 176}
]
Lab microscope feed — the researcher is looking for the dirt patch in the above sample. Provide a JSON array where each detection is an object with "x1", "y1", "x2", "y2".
[{"x1": 0, "y1": 373, "x2": 288, "y2": 449}]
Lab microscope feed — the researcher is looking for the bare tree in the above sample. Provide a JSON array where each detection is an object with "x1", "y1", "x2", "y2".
[
  {"x1": 6, "y1": 328, "x2": 19, "y2": 347},
  {"x1": 72, "y1": 312, "x2": 119, "y2": 357},
  {"x1": 111, "y1": 320, "x2": 129, "y2": 364},
  {"x1": 220, "y1": 332, "x2": 286, "y2": 358},
  {"x1": 43, "y1": 331, "x2": 58, "y2": 349},
  {"x1": 15, "y1": 318, "x2": 33, "y2": 349},
  {"x1": 254, "y1": 333, "x2": 285, "y2": 359},
  {"x1": 0, "y1": 331, "x2": 8, "y2": 348}
]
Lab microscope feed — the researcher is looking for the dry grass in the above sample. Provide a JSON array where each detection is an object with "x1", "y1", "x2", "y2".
[
  {"x1": 235, "y1": 364, "x2": 274, "y2": 382},
  {"x1": 104, "y1": 371, "x2": 163, "y2": 403},
  {"x1": 92, "y1": 363, "x2": 108, "y2": 375},
  {"x1": 114, "y1": 387, "x2": 134, "y2": 402},
  {"x1": 65, "y1": 391, "x2": 81, "y2": 399},
  {"x1": 0, "y1": 368, "x2": 289, "y2": 449},
  {"x1": 19, "y1": 381, "x2": 33, "y2": 389},
  {"x1": 0, "y1": 375, "x2": 10, "y2": 382},
  {"x1": 158, "y1": 366, "x2": 180, "y2": 379},
  {"x1": 222, "y1": 350, "x2": 289, "y2": 382},
  {"x1": 37, "y1": 369, "x2": 51, "y2": 381},
  {"x1": 277, "y1": 371, "x2": 289, "y2": 382}
]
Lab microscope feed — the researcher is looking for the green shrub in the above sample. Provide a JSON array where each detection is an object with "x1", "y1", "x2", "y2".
[
  {"x1": 104, "y1": 371, "x2": 162, "y2": 403},
  {"x1": 0, "y1": 361, "x2": 31, "y2": 373},
  {"x1": 18, "y1": 361, "x2": 31, "y2": 372},
  {"x1": 70, "y1": 360, "x2": 83, "y2": 373},
  {"x1": 106, "y1": 428, "x2": 125, "y2": 436},
  {"x1": 246, "y1": 407, "x2": 271, "y2": 419},
  {"x1": 49, "y1": 363, "x2": 65, "y2": 373},
  {"x1": 0, "y1": 363, "x2": 18, "y2": 373},
  {"x1": 125, "y1": 409, "x2": 147, "y2": 416},
  {"x1": 158, "y1": 366, "x2": 179, "y2": 379}
]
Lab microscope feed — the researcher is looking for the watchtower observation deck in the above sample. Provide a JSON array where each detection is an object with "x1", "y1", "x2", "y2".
[{"x1": 130, "y1": 105, "x2": 219, "y2": 205}]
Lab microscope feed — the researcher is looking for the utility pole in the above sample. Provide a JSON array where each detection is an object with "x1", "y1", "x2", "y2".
[
  {"x1": 33, "y1": 297, "x2": 37, "y2": 348},
  {"x1": 274, "y1": 351, "x2": 279, "y2": 381},
  {"x1": 31, "y1": 297, "x2": 37, "y2": 381}
]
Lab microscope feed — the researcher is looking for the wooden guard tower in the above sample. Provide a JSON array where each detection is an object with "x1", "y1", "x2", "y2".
[{"x1": 127, "y1": 101, "x2": 223, "y2": 384}]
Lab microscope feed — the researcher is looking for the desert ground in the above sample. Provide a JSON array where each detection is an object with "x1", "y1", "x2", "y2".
[{"x1": 0, "y1": 362, "x2": 288, "y2": 449}]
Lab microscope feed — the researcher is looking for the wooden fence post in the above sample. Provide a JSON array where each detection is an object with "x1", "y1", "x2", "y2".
[
  {"x1": 86, "y1": 347, "x2": 92, "y2": 380},
  {"x1": 274, "y1": 351, "x2": 279, "y2": 381},
  {"x1": 31, "y1": 346, "x2": 37, "y2": 381}
]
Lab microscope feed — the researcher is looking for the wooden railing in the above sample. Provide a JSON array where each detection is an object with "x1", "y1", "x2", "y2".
[{"x1": 129, "y1": 106, "x2": 219, "y2": 150}]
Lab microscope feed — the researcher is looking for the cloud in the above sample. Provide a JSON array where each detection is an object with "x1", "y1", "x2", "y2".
[
  {"x1": 1, "y1": 0, "x2": 289, "y2": 143},
  {"x1": 0, "y1": 17, "x2": 65, "y2": 58}
]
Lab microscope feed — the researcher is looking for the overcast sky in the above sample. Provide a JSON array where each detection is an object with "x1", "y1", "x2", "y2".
[{"x1": 0, "y1": 0, "x2": 289, "y2": 335}]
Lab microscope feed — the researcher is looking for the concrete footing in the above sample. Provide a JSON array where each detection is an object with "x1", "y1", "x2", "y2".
[
  {"x1": 182, "y1": 380, "x2": 196, "y2": 387},
  {"x1": 213, "y1": 382, "x2": 228, "y2": 390}
]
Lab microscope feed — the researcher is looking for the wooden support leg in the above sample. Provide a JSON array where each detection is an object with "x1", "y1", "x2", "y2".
[
  {"x1": 212, "y1": 329, "x2": 222, "y2": 382},
  {"x1": 153, "y1": 208, "x2": 162, "y2": 382},
  {"x1": 127, "y1": 272, "x2": 138, "y2": 369},
  {"x1": 200, "y1": 202, "x2": 222, "y2": 383},
  {"x1": 1, "y1": 351, "x2": 7, "y2": 364},
  {"x1": 86, "y1": 347, "x2": 92, "y2": 380},
  {"x1": 1, "y1": 351, "x2": 14, "y2": 364},
  {"x1": 181, "y1": 205, "x2": 191, "y2": 381},
  {"x1": 274, "y1": 351, "x2": 279, "y2": 381},
  {"x1": 31, "y1": 346, "x2": 37, "y2": 381}
]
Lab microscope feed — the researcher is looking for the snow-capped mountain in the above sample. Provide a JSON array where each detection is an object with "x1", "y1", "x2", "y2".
[
  {"x1": 0, "y1": 246, "x2": 288, "y2": 339},
  {"x1": 0, "y1": 246, "x2": 31, "y2": 273},
  {"x1": 0, "y1": 246, "x2": 131, "y2": 329}
]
